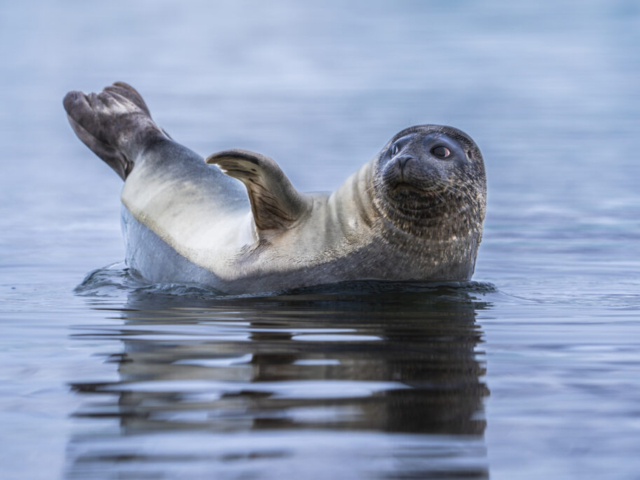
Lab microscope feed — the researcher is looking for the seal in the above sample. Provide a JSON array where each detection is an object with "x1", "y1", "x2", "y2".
[{"x1": 63, "y1": 82, "x2": 487, "y2": 294}]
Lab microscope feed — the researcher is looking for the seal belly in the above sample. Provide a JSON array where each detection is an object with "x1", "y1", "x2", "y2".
[{"x1": 120, "y1": 205, "x2": 222, "y2": 287}]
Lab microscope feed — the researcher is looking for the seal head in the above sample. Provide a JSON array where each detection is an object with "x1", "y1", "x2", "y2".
[{"x1": 369, "y1": 125, "x2": 487, "y2": 278}]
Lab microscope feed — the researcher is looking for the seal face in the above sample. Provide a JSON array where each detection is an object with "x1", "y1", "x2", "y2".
[
  {"x1": 63, "y1": 83, "x2": 487, "y2": 294},
  {"x1": 372, "y1": 125, "x2": 486, "y2": 239}
]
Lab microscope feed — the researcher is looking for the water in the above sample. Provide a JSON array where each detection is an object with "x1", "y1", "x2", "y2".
[{"x1": 1, "y1": 1, "x2": 639, "y2": 479}]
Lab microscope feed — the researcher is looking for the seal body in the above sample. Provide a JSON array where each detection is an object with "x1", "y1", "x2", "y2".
[{"x1": 64, "y1": 83, "x2": 486, "y2": 294}]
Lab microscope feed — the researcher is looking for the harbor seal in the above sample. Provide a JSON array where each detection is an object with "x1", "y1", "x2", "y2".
[{"x1": 63, "y1": 82, "x2": 486, "y2": 294}]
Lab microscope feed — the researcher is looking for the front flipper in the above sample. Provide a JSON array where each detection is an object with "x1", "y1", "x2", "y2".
[{"x1": 205, "y1": 149, "x2": 311, "y2": 231}]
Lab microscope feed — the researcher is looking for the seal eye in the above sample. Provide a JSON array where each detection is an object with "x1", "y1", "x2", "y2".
[
  {"x1": 431, "y1": 146, "x2": 451, "y2": 159},
  {"x1": 392, "y1": 145, "x2": 399, "y2": 156}
]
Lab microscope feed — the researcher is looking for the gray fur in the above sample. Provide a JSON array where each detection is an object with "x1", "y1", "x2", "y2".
[{"x1": 64, "y1": 83, "x2": 487, "y2": 294}]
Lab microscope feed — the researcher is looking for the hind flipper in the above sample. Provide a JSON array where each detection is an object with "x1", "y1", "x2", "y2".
[
  {"x1": 67, "y1": 115, "x2": 132, "y2": 179},
  {"x1": 63, "y1": 83, "x2": 168, "y2": 180},
  {"x1": 108, "y1": 82, "x2": 152, "y2": 115}
]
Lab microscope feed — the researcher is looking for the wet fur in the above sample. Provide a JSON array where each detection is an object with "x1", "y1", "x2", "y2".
[{"x1": 63, "y1": 83, "x2": 487, "y2": 294}]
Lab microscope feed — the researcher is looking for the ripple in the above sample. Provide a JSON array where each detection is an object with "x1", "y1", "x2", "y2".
[{"x1": 74, "y1": 262, "x2": 498, "y2": 301}]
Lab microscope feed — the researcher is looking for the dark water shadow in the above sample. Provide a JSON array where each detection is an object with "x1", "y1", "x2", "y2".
[{"x1": 66, "y1": 277, "x2": 491, "y2": 479}]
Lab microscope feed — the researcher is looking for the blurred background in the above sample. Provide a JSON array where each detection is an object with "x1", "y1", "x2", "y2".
[{"x1": 1, "y1": 1, "x2": 639, "y2": 479}]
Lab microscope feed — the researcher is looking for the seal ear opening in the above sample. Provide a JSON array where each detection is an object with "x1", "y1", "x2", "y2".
[{"x1": 206, "y1": 149, "x2": 311, "y2": 231}]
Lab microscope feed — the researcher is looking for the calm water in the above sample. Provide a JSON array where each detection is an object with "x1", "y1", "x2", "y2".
[{"x1": 1, "y1": 1, "x2": 639, "y2": 479}]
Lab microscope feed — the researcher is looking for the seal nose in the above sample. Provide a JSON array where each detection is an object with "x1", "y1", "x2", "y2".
[
  {"x1": 394, "y1": 156, "x2": 413, "y2": 181},
  {"x1": 396, "y1": 156, "x2": 413, "y2": 171}
]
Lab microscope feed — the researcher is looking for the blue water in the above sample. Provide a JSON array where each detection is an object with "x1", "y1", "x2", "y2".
[{"x1": 1, "y1": 1, "x2": 639, "y2": 479}]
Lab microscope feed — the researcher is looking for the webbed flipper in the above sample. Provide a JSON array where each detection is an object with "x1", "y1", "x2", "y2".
[
  {"x1": 63, "y1": 82, "x2": 167, "y2": 180},
  {"x1": 206, "y1": 149, "x2": 311, "y2": 231}
]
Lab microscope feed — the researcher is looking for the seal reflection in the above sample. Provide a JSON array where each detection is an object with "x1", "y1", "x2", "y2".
[{"x1": 67, "y1": 284, "x2": 490, "y2": 479}]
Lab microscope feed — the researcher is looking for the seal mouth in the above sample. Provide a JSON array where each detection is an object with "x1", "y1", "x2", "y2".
[
  {"x1": 392, "y1": 182, "x2": 421, "y2": 193},
  {"x1": 389, "y1": 181, "x2": 448, "y2": 196}
]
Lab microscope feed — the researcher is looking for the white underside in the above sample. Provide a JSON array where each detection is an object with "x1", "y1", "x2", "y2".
[{"x1": 121, "y1": 205, "x2": 224, "y2": 287}]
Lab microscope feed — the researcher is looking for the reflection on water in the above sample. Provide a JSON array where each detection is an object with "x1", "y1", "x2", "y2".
[{"x1": 66, "y1": 277, "x2": 490, "y2": 479}]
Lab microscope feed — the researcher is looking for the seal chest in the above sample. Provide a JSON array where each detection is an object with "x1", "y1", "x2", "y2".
[{"x1": 64, "y1": 82, "x2": 486, "y2": 294}]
